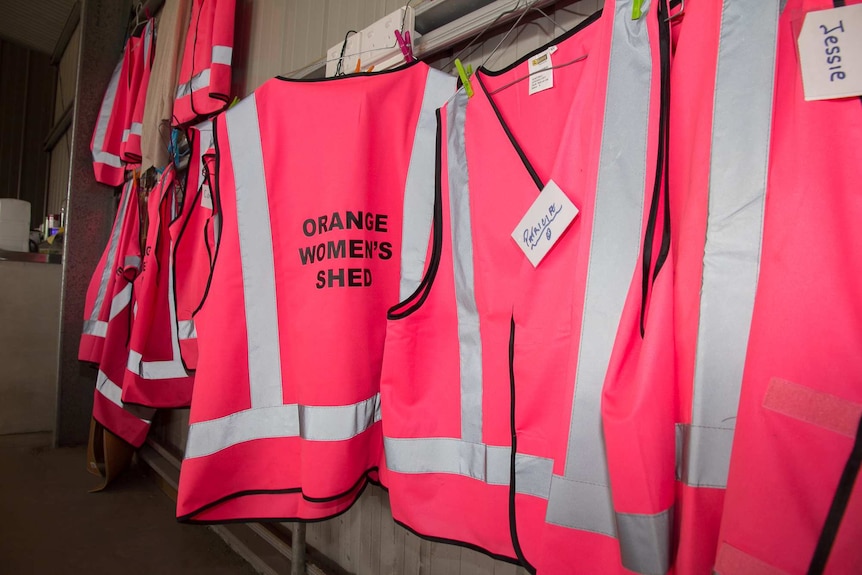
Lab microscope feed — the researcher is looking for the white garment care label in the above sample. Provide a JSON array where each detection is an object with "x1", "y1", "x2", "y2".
[
  {"x1": 511, "y1": 179, "x2": 578, "y2": 267},
  {"x1": 798, "y1": 5, "x2": 862, "y2": 101},
  {"x1": 528, "y1": 46, "x2": 557, "y2": 95},
  {"x1": 200, "y1": 183, "x2": 213, "y2": 210}
]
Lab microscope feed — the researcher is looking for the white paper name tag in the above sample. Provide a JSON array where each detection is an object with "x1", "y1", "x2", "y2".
[
  {"x1": 528, "y1": 46, "x2": 557, "y2": 95},
  {"x1": 200, "y1": 183, "x2": 213, "y2": 210},
  {"x1": 511, "y1": 179, "x2": 578, "y2": 267},
  {"x1": 798, "y1": 5, "x2": 862, "y2": 101}
]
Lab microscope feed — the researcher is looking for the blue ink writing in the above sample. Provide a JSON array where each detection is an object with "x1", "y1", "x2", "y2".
[
  {"x1": 522, "y1": 203, "x2": 563, "y2": 250},
  {"x1": 820, "y1": 20, "x2": 846, "y2": 82}
]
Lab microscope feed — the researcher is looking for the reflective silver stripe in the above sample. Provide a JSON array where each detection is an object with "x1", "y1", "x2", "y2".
[
  {"x1": 176, "y1": 68, "x2": 211, "y2": 99},
  {"x1": 82, "y1": 320, "x2": 107, "y2": 337},
  {"x1": 93, "y1": 150, "x2": 123, "y2": 169},
  {"x1": 448, "y1": 90, "x2": 483, "y2": 445},
  {"x1": 399, "y1": 69, "x2": 455, "y2": 300},
  {"x1": 617, "y1": 507, "x2": 674, "y2": 575},
  {"x1": 211, "y1": 45, "x2": 233, "y2": 66},
  {"x1": 684, "y1": 0, "x2": 779, "y2": 489},
  {"x1": 299, "y1": 394, "x2": 381, "y2": 442},
  {"x1": 550, "y1": 0, "x2": 652, "y2": 543},
  {"x1": 122, "y1": 129, "x2": 130, "y2": 143},
  {"x1": 92, "y1": 57, "x2": 123, "y2": 167},
  {"x1": 226, "y1": 95, "x2": 283, "y2": 407},
  {"x1": 130, "y1": 122, "x2": 143, "y2": 136},
  {"x1": 85, "y1": 180, "x2": 133, "y2": 332},
  {"x1": 384, "y1": 437, "x2": 553, "y2": 498},
  {"x1": 109, "y1": 283, "x2": 133, "y2": 321},
  {"x1": 124, "y1": 255, "x2": 141, "y2": 269},
  {"x1": 546, "y1": 476, "x2": 616, "y2": 536},
  {"x1": 143, "y1": 20, "x2": 153, "y2": 61},
  {"x1": 185, "y1": 394, "x2": 382, "y2": 459},
  {"x1": 127, "y1": 243, "x2": 188, "y2": 380},
  {"x1": 95, "y1": 370, "x2": 154, "y2": 424},
  {"x1": 178, "y1": 320, "x2": 197, "y2": 340}
]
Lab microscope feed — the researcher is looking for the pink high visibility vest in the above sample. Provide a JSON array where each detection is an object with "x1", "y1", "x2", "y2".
[
  {"x1": 122, "y1": 166, "x2": 196, "y2": 408},
  {"x1": 711, "y1": 0, "x2": 862, "y2": 573},
  {"x1": 90, "y1": 179, "x2": 156, "y2": 447},
  {"x1": 80, "y1": 180, "x2": 141, "y2": 364},
  {"x1": 173, "y1": 0, "x2": 235, "y2": 126},
  {"x1": 121, "y1": 19, "x2": 156, "y2": 164},
  {"x1": 176, "y1": 62, "x2": 453, "y2": 522},
  {"x1": 380, "y1": 1, "x2": 671, "y2": 572},
  {"x1": 91, "y1": 44, "x2": 131, "y2": 186},
  {"x1": 171, "y1": 121, "x2": 215, "y2": 371}
]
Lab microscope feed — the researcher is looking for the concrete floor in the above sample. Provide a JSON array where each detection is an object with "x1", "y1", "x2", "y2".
[{"x1": 0, "y1": 433, "x2": 258, "y2": 574}]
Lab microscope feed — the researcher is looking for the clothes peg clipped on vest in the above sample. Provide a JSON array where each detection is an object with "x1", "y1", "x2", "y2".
[{"x1": 454, "y1": 59, "x2": 473, "y2": 97}]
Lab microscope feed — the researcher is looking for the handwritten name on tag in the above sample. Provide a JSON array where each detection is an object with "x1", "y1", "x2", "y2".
[
  {"x1": 798, "y1": 5, "x2": 862, "y2": 101},
  {"x1": 200, "y1": 183, "x2": 213, "y2": 210},
  {"x1": 511, "y1": 179, "x2": 578, "y2": 267}
]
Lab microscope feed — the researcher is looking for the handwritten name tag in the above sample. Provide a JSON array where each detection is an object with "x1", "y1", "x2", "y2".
[
  {"x1": 511, "y1": 179, "x2": 578, "y2": 267},
  {"x1": 200, "y1": 183, "x2": 213, "y2": 210},
  {"x1": 798, "y1": 5, "x2": 862, "y2": 101}
]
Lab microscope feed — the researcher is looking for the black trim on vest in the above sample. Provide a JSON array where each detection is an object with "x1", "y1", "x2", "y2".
[
  {"x1": 177, "y1": 466, "x2": 379, "y2": 523},
  {"x1": 393, "y1": 519, "x2": 527, "y2": 567},
  {"x1": 508, "y1": 316, "x2": 538, "y2": 574},
  {"x1": 275, "y1": 57, "x2": 425, "y2": 82},
  {"x1": 192, "y1": 117, "x2": 223, "y2": 317},
  {"x1": 388, "y1": 107, "x2": 445, "y2": 319},
  {"x1": 476, "y1": 73, "x2": 544, "y2": 191},
  {"x1": 808, "y1": 414, "x2": 862, "y2": 575},
  {"x1": 640, "y1": 0, "x2": 672, "y2": 337}
]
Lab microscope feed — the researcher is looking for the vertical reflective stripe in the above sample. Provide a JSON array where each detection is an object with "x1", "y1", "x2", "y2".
[
  {"x1": 176, "y1": 69, "x2": 212, "y2": 99},
  {"x1": 211, "y1": 45, "x2": 233, "y2": 66},
  {"x1": 550, "y1": 0, "x2": 651, "y2": 539},
  {"x1": 226, "y1": 96, "x2": 283, "y2": 407},
  {"x1": 122, "y1": 129, "x2": 131, "y2": 143},
  {"x1": 87, "y1": 181, "x2": 133, "y2": 329},
  {"x1": 93, "y1": 57, "x2": 123, "y2": 166},
  {"x1": 685, "y1": 0, "x2": 779, "y2": 489},
  {"x1": 399, "y1": 69, "x2": 456, "y2": 300},
  {"x1": 447, "y1": 90, "x2": 483, "y2": 445},
  {"x1": 143, "y1": 20, "x2": 153, "y2": 61}
]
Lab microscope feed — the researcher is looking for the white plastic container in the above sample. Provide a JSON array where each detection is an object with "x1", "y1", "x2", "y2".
[{"x1": 0, "y1": 199, "x2": 31, "y2": 252}]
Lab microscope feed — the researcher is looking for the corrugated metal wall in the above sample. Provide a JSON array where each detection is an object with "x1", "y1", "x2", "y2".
[
  {"x1": 154, "y1": 1, "x2": 600, "y2": 573},
  {"x1": 0, "y1": 38, "x2": 55, "y2": 228},
  {"x1": 45, "y1": 24, "x2": 80, "y2": 219}
]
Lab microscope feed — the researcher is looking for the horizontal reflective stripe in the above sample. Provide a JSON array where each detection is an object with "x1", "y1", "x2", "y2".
[
  {"x1": 176, "y1": 68, "x2": 211, "y2": 99},
  {"x1": 546, "y1": 474, "x2": 616, "y2": 536},
  {"x1": 130, "y1": 122, "x2": 142, "y2": 136},
  {"x1": 177, "y1": 320, "x2": 197, "y2": 340},
  {"x1": 108, "y1": 283, "x2": 132, "y2": 321},
  {"x1": 617, "y1": 507, "x2": 673, "y2": 575},
  {"x1": 384, "y1": 437, "x2": 553, "y2": 498},
  {"x1": 299, "y1": 393, "x2": 381, "y2": 441},
  {"x1": 211, "y1": 45, "x2": 233, "y2": 66},
  {"x1": 677, "y1": 423, "x2": 734, "y2": 488},
  {"x1": 93, "y1": 150, "x2": 123, "y2": 169},
  {"x1": 95, "y1": 370, "x2": 153, "y2": 424},
  {"x1": 82, "y1": 319, "x2": 107, "y2": 337},
  {"x1": 124, "y1": 255, "x2": 141, "y2": 269},
  {"x1": 127, "y1": 349, "x2": 188, "y2": 380},
  {"x1": 122, "y1": 129, "x2": 130, "y2": 143},
  {"x1": 185, "y1": 394, "x2": 382, "y2": 459},
  {"x1": 763, "y1": 378, "x2": 862, "y2": 439}
]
